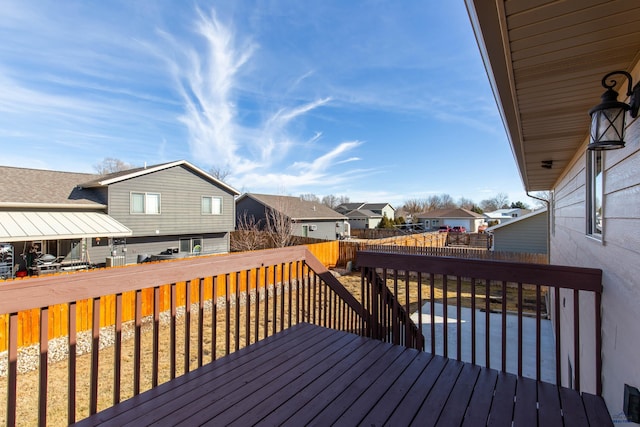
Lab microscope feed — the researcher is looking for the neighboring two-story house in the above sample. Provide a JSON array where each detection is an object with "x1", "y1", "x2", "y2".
[
  {"x1": 236, "y1": 193, "x2": 350, "y2": 240},
  {"x1": 466, "y1": 0, "x2": 640, "y2": 417},
  {"x1": 335, "y1": 202, "x2": 395, "y2": 230},
  {"x1": 0, "y1": 160, "x2": 238, "y2": 272}
]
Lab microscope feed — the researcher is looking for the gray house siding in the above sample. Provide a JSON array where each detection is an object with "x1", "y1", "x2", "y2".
[
  {"x1": 104, "y1": 232, "x2": 229, "y2": 265},
  {"x1": 107, "y1": 165, "x2": 235, "y2": 237},
  {"x1": 551, "y1": 117, "x2": 640, "y2": 410},
  {"x1": 236, "y1": 197, "x2": 267, "y2": 227},
  {"x1": 236, "y1": 196, "x2": 346, "y2": 240},
  {"x1": 490, "y1": 211, "x2": 548, "y2": 253},
  {"x1": 295, "y1": 220, "x2": 341, "y2": 240}
]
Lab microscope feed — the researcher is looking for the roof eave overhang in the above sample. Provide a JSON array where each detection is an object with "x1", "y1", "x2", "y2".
[
  {"x1": 0, "y1": 203, "x2": 107, "y2": 210},
  {"x1": 465, "y1": 0, "x2": 529, "y2": 191}
]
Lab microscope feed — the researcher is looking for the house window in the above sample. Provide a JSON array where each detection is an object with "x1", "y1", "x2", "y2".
[
  {"x1": 180, "y1": 237, "x2": 202, "y2": 253},
  {"x1": 202, "y1": 196, "x2": 223, "y2": 215},
  {"x1": 586, "y1": 150, "x2": 603, "y2": 237},
  {"x1": 131, "y1": 192, "x2": 160, "y2": 214}
]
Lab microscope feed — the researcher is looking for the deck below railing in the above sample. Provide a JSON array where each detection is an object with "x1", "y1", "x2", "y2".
[
  {"x1": 74, "y1": 323, "x2": 613, "y2": 426},
  {"x1": 0, "y1": 247, "x2": 365, "y2": 426},
  {"x1": 356, "y1": 251, "x2": 603, "y2": 395}
]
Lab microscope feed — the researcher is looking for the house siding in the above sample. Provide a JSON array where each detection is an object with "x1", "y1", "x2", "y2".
[
  {"x1": 107, "y1": 165, "x2": 235, "y2": 237},
  {"x1": 295, "y1": 220, "x2": 341, "y2": 240},
  {"x1": 491, "y1": 211, "x2": 548, "y2": 253},
  {"x1": 108, "y1": 232, "x2": 229, "y2": 264},
  {"x1": 237, "y1": 197, "x2": 344, "y2": 240},
  {"x1": 380, "y1": 205, "x2": 395, "y2": 220},
  {"x1": 551, "y1": 99, "x2": 640, "y2": 412}
]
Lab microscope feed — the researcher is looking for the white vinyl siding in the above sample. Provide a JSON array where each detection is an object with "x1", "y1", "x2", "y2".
[
  {"x1": 131, "y1": 192, "x2": 160, "y2": 214},
  {"x1": 202, "y1": 196, "x2": 223, "y2": 215}
]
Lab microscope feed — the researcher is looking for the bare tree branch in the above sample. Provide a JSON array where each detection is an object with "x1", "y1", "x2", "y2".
[
  {"x1": 265, "y1": 197, "x2": 294, "y2": 248},
  {"x1": 94, "y1": 158, "x2": 133, "y2": 174},
  {"x1": 209, "y1": 165, "x2": 231, "y2": 181},
  {"x1": 231, "y1": 212, "x2": 266, "y2": 252}
]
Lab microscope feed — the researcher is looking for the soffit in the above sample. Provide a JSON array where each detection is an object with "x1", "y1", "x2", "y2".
[{"x1": 467, "y1": 0, "x2": 640, "y2": 191}]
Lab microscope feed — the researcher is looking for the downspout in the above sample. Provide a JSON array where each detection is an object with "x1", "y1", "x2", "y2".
[{"x1": 526, "y1": 191, "x2": 551, "y2": 264}]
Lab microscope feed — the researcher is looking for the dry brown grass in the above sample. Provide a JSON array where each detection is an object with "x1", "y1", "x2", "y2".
[
  {"x1": 338, "y1": 272, "x2": 546, "y2": 316},
  {"x1": 0, "y1": 272, "x2": 545, "y2": 426}
]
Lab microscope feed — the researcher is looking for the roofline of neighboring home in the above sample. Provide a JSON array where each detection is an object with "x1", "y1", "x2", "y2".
[
  {"x1": 293, "y1": 217, "x2": 349, "y2": 221},
  {"x1": 83, "y1": 160, "x2": 240, "y2": 195},
  {"x1": 418, "y1": 217, "x2": 485, "y2": 220},
  {"x1": 486, "y1": 207, "x2": 548, "y2": 232},
  {"x1": 0, "y1": 202, "x2": 107, "y2": 210},
  {"x1": 237, "y1": 193, "x2": 348, "y2": 221}
]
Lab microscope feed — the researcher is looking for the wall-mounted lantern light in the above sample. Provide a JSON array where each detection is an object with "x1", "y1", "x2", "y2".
[{"x1": 588, "y1": 71, "x2": 640, "y2": 150}]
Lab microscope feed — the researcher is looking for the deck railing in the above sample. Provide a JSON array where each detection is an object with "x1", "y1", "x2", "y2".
[
  {"x1": 0, "y1": 247, "x2": 364, "y2": 426},
  {"x1": 0, "y1": 246, "x2": 604, "y2": 425},
  {"x1": 357, "y1": 251, "x2": 603, "y2": 394}
]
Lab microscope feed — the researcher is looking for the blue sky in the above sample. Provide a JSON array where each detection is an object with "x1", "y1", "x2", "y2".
[{"x1": 0, "y1": 1, "x2": 529, "y2": 207}]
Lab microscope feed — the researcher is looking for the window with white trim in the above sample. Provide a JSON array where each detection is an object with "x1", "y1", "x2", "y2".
[
  {"x1": 586, "y1": 150, "x2": 603, "y2": 237},
  {"x1": 131, "y1": 192, "x2": 161, "y2": 214},
  {"x1": 202, "y1": 196, "x2": 223, "y2": 215}
]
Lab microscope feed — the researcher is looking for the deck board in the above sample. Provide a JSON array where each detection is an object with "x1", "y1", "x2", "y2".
[
  {"x1": 74, "y1": 323, "x2": 614, "y2": 427},
  {"x1": 461, "y1": 368, "x2": 498, "y2": 426},
  {"x1": 410, "y1": 358, "x2": 464, "y2": 426}
]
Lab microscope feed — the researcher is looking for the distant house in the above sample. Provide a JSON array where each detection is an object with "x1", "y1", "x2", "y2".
[
  {"x1": 0, "y1": 160, "x2": 239, "y2": 272},
  {"x1": 345, "y1": 209, "x2": 382, "y2": 230},
  {"x1": 484, "y1": 208, "x2": 531, "y2": 225},
  {"x1": 415, "y1": 208, "x2": 486, "y2": 232},
  {"x1": 486, "y1": 208, "x2": 548, "y2": 254},
  {"x1": 334, "y1": 203, "x2": 366, "y2": 215},
  {"x1": 236, "y1": 193, "x2": 350, "y2": 240},
  {"x1": 335, "y1": 202, "x2": 395, "y2": 230}
]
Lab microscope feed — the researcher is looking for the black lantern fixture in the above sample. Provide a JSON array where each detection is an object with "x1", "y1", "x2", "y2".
[{"x1": 588, "y1": 71, "x2": 640, "y2": 150}]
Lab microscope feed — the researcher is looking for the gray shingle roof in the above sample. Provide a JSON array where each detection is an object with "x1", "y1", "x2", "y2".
[
  {"x1": 346, "y1": 209, "x2": 381, "y2": 218},
  {"x1": 242, "y1": 194, "x2": 347, "y2": 220},
  {"x1": 0, "y1": 166, "x2": 104, "y2": 206},
  {"x1": 362, "y1": 203, "x2": 393, "y2": 211}
]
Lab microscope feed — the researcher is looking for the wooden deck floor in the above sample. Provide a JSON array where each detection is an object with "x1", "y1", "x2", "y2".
[{"x1": 74, "y1": 323, "x2": 612, "y2": 426}]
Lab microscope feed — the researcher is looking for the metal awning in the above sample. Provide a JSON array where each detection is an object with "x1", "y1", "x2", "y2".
[{"x1": 0, "y1": 211, "x2": 132, "y2": 242}]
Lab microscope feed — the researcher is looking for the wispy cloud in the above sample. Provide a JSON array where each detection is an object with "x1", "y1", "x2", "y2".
[
  {"x1": 237, "y1": 141, "x2": 367, "y2": 192},
  {"x1": 167, "y1": 7, "x2": 363, "y2": 189}
]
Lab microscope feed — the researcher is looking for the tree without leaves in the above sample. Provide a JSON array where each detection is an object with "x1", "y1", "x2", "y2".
[
  {"x1": 480, "y1": 192, "x2": 510, "y2": 212},
  {"x1": 457, "y1": 197, "x2": 476, "y2": 211},
  {"x1": 300, "y1": 193, "x2": 320, "y2": 203},
  {"x1": 402, "y1": 198, "x2": 425, "y2": 216},
  {"x1": 265, "y1": 197, "x2": 294, "y2": 248},
  {"x1": 231, "y1": 212, "x2": 267, "y2": 252},
  {"x1": 439, "y1": 193, "x2": 456, "y2": 209},
  {"x1": 94, "y1": 158, "x2": 133, "y2": 175},
  {"x1": 528, "y1": 191, "x2": 551, "y2": 209},
  {"x1": 321, "y1": 194, "x2": 338, "y2": 209},
  {"x1": 425, "y1": 195, "x2": 442, "y2": 211},
  {"x1": 209, "y1": 165, "x2": 231, "y2": 181},
  {"x1": 337, "y1": 195, "x2": 350, "y2": 205}
]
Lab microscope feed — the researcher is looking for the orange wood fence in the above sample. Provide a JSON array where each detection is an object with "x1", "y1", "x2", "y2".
[
  {"x1": 0, "y1": 245, "x2": 331, "y2": 352},
  {"x1": 0, "y1": 242, "x2": 341, "y2": 352}
]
